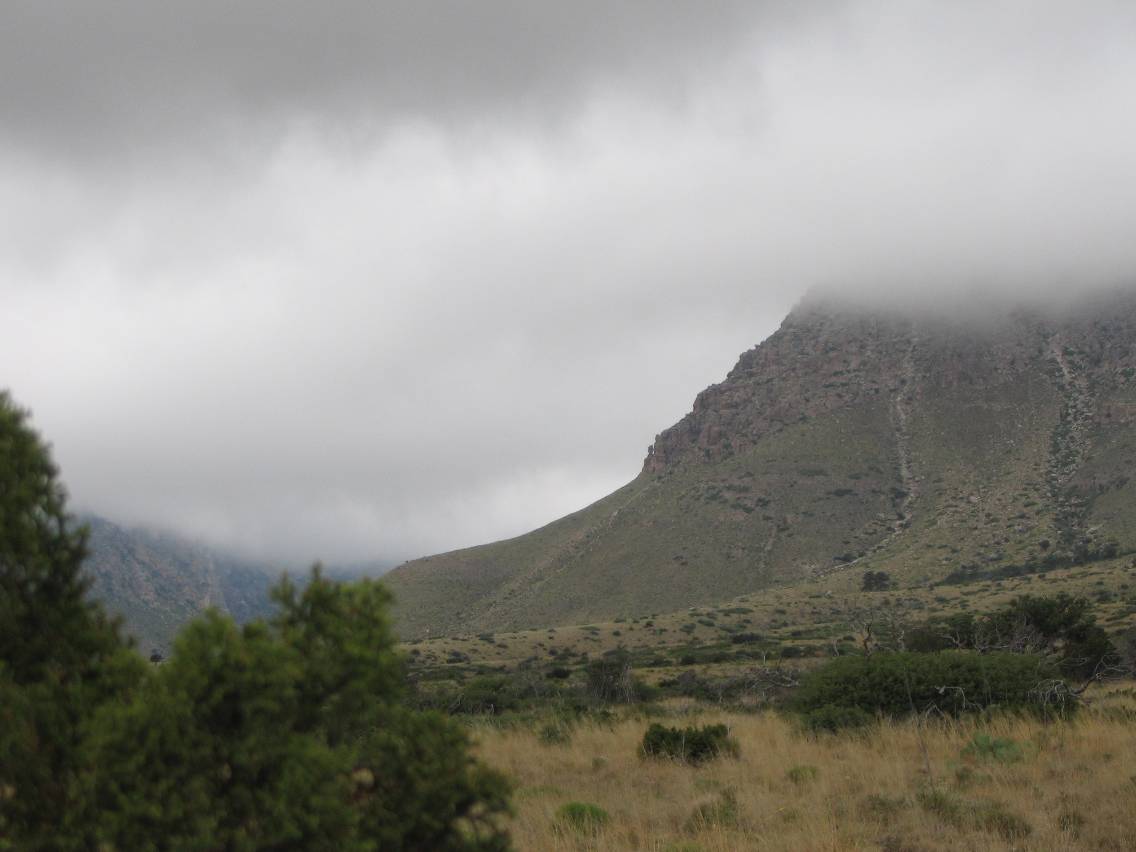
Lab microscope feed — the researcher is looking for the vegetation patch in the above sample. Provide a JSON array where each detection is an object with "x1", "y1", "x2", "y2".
[
  {"x1": 961, "y1": 732, "x2": 1025, "y2": 764},
  {"x1": 785, "y1": 764, "x2": 819, "y2": 786},
  {"x1": 640, "y1": 723, "x2": 739, "y2": 764},
  {"x1": 799, "y1": 703, "x2": 876, "y2": 733},
  {"x1": 917, "y1": 788, "x2": 1032, "y2": 840},
  {"x1": 794, "y1": 651, "x2": 1067, "y2": 721},
  {"x1": 685, "y1": 789, "x2": 740, "y2": 832},
  {"x1": 555, "y1": 801, "x2": 610, "y2": 834}
]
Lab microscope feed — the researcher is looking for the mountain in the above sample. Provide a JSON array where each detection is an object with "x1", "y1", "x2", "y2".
[
  {"x1": 384, "y1": 290, "x2": 1136, "y2": 639},
  {"x1": 81, "y1": 515, "x2": 279, "y2": 653}
]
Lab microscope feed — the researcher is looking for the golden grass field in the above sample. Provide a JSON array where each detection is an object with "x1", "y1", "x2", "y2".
[{"x1": 474, "y1": 687, "x2": 1136, "y2": 852}]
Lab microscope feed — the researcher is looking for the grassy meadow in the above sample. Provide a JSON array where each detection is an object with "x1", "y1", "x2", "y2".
[{"x1": 475, "y1": 688, "x2": 1136, "y2": 851}]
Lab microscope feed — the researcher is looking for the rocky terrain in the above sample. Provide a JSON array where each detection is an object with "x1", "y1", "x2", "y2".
[{"x1": 385, "y1": 290, "x2": 1136, "y2": 639}]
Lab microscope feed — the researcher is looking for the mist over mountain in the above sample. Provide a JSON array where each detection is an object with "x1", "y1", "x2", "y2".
[
  {"x1": 385, "y1": 289, "x2": 1136, "y2": 638},
  {"x1": 81, "y1": 515, "x2": 395, "y2": 651},
  {"x1": 5, "y1": 2, "x2": 1136, "y2": 565},
  {"x1": 79, "y1": 515, "x2": 278, "y2": 653}
]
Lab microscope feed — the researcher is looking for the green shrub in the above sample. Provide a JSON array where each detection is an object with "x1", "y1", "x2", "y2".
[
  {"x1": 952, "y1": 766, "x2": 991, "y2": 789},
  {"x1": 556, "y1": 801, "x2": 609, "y2": 832},
  {"x1": 794, "y1": 652, "x2": 1065, "y2": 720},
  {"x1": 458, "y1": 675, "x2": 522, "y2": 714},
  {"x1": 90, "y1": 573, "x2": 513, "y2": 851},
  {"x1": 785, "y1": 765, "x2": 819, "y2": 785},
  {"x1": 641, "y1": 723, "x2": 738, "y2": 764},
  {"x1": 988, "y1": 594, "x2": 1117, "y2": 679},
  {"x1": 908, "y1": 595, "x2": 1119, "y2": 680},
  {"x1": 538, "y1": 722, "x2": 572, "y2": 745},
  {"x1": 799, "y1": 703, "x2": 875, "y2": 733},
  {"x1": 861, "y1": 570, "x2": 893, "y2": 591},
  {"x1": 585, "y1": 650, "x2": 653, "y2": 704},
  {"x1": 962, "y1": 733, "x2": 1024, "y2": 764}
]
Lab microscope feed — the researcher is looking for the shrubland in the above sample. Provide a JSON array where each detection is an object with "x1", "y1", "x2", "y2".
[{"x1": 405, "y1": 565, "x2": 1136, "y2": 850}]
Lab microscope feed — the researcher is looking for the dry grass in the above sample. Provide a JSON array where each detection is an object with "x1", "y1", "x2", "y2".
[{"x1": 475, "y1": 688, "x2": 1136, "y2": 851}]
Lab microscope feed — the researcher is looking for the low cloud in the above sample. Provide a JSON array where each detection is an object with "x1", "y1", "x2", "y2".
[{"x1": 2, "y1": 2, "x2": 1135, "y2": 563}]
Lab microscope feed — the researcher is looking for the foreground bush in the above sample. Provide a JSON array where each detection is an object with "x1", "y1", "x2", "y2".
[
  {"x1": 794, "y1": 651, "x2": 1067, "y2": 723},
  {"x1": 0, "y1": 391, "x2": 512, "y2": 850},
  {"x1": 0, "y1": 393, "x2": 146, "y2": 845},
  {"x1": 87, "y1": 573, "x2": 513, "y2": 851},
  {"x1": 640, "y1": 723, "x2": 739, "y2": 763}
]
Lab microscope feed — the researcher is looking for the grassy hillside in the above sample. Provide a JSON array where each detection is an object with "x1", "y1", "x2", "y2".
[
  {"x1": 386, "y1": 294, "x2": 1136, "y2": 640},
  {"x1": 403, "y1": 553, "x2": 1136, "y2": 675}
]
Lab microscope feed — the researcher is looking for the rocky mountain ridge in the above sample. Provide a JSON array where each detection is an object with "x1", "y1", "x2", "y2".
[{"x1": 384, "y1": 291, "x2": 1136, "y2": 639}]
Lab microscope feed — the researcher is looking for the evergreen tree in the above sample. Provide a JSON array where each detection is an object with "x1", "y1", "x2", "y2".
[
  {"x1": 90, "y1": 570, "x2": 511, "y2": 850},
  {"x1": 0, "y1": 392, "x2": 143, "y2": 847},
  {"x1": 1, "y1": 391, "x2": 512, "y2": 849}
]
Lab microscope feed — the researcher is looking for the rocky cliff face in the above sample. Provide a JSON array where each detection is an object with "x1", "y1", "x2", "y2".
[
  {"x1": 645, "y1": 306, "x2": 918, "y2": 473},
  {"x1": 647, "y1": 293, "x2": 1136, "y2": 474},
  {"x1": 385, "y1": 290, "x2": 1136, "y2": 640}
]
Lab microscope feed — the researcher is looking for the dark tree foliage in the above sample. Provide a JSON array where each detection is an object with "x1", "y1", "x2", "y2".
[
  {"x1": 0, "y1": 390, "x2": 512, "y2": 851},
  {"x1": 860, "y1": 570, "x2": 893, "y2": 592},
  {"x1": 0, "y1": 392, "x2": 144, "y2": 847},
  {"x1": 905, "y1": 613, "x2": 979, "y2": 653},
  {"x1": 640, "y1": 723, "x2": 738, "y2": 763},
  {"x1": 585, "y1": 649, "x2": 637, "y2": 704},
  {"x1": 88, "y1": 569, "x2": 513, "y2": 851},
  {"x1": 986, "y1": 594, "x2": 1118, "y2": 680},
  {"x1": 905, "y1": 594, "x2": 1118, "y2": 680}
]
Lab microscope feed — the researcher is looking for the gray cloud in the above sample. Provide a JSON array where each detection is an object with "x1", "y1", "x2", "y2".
[
  {"x1": 0, "y1": 1, "x2": 791, "y2": 162},
  {"x1": 2, "y1": 2, "x2": 1136, "y2": 564}
]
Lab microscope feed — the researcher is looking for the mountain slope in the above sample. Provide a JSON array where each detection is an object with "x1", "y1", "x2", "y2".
[
  {"x1": 82, "y1": 516, "x2": 278, "y2": 652},
  {"x1": 384, "y1": 292, "x2": 1136, "y2": 640}
]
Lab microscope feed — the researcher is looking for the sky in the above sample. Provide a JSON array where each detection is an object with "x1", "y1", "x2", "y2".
[{"x1": 3, "y1": 1, "x2": 1136, "y2": 565}]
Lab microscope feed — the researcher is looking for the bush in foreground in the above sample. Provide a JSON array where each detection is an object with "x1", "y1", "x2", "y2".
[
  {"x1": 0, "y1": 392, "x2": 146, "y2": 845},
  {"x1": 0, "y1": 390, "x2": 512, "y2": 850},
  {"x1": 88, "y1": 572, "x2": 513, "y2": 851}
]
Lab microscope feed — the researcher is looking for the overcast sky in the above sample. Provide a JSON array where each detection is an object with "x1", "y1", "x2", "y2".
[{"x1": 3, "y1": 2, "x2": 1136, "y2": 565}]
